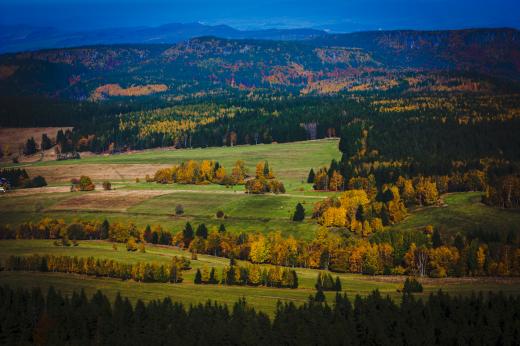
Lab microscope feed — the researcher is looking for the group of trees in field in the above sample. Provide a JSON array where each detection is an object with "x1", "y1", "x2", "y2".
[
  {"x1": 1, "y1": 285, "x2": 519, "y2": 344},
  {"x1": 152, "y1": 160, "x2": 247, "y2": 186},
  {"x1": 312, "y1": 189, "x2": 389, "y2": 236},
  {"x1": 245, "y1": 161, "x2": 285, "y2": 194},
  {"x1": 2, "y1": 254, "x2": 187, "y2": 283},
  {"x1": 195, "y1": 263, "x2": 298, "y2": 288},
  {"x1": 315, "y1": 272, "x2": 342, "y2": 291},
  {"x1": 0, "y1": 168, "x2": 47, "y2": 189},
  {"x1": 20, "y1": 130, "x2": 77, "y2": 156},
  {"x1": 3, "y1": 218, "x2": 520, "y2": 278},
  {"x1": 313, "y1": 158, "x2": 520, "y2": 211},
  {"x1": 150, "y1": 159, "x2": 286, "y2": 193},
  {"x1": 19, "y1": 134, "x2": 52, "y2": 156},
  {"x1": 70, "y1": 176, "x2": 95, "y2": 191}
]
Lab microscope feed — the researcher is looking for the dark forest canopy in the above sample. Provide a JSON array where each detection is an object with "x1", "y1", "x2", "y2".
[{"x1": 0, "y1": 285, "x2": 519, "y2": 345}]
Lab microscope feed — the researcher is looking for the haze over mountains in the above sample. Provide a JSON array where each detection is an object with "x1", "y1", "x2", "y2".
[{"x1": 0, "y1": 23, "x2": 327, "y2": 53}]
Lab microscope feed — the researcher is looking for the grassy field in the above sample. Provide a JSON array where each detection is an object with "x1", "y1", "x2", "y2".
[
  {"x1": 0, "y1": 139, "x2": 343, "y2": 237},
  {"x1": 10, "y1": 139, "x2": 341, "y2": 187},
  {"x1": 1, "y1": 139, "x2": 520, "y2": 314},
  {"x1": 1, "y1": 240, "x2": 519, "y2": 316},
  {"x1": 391, "y1": 192, "x2": 520, "y2": 235}
]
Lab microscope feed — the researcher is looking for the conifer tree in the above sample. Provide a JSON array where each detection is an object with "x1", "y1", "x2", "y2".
[
  {"x1": 315, "y1": 287, "x2": 325, "y2": 302},
  {"x1": 209, "y1": 267, "x2": 218, "y2": 284},
  {"x1": 196, "y1": 224, "x2": 208, "y2": 239},
  {"x1": 143, "y1": 225, "x2": 152, "y2": 243},
  {"x1": 334, "y1": 276, "x2": 342, "y2": 292},
  {"x1": 100, "y1": 219, "x2": 110, "y2": 239},
  {"x1": 182, "y1": 222, "x2": 194, "y2": 247},
  {"x1": 194, "y1": 269, "x2": 202, "y2": 284},
  {"x1": 263, "y1": 161, "x2": 270, "y2": 178},
  {"x1": 307, "y1": 168, "x2": 315, "y2": 183},
  {"x1": 292, "y1": 203, "x2": 305, "y2": 221},
  {"x1": 432, "y1": 228, "x2": 443, "y2": 248}
]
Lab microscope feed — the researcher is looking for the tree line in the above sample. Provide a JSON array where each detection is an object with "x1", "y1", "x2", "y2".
[
  {"x1": 195, "y1": 263, "x2": 298, "y2": 288},
  {"x1": 153, "y1": 159, "x2": 247, "y2": 186},
  {"x1": 0, "y1": 168, "x2": 47, "y2": 189},
  {"x1": 1, "y1": 285, "x2": 518, "y2": 344},
  {"x1": 2, "y1": 218, "x2": 519, "y2": 278},
  {"x1": 2, "y1": 254, "x2": 188, "y2": 283}
]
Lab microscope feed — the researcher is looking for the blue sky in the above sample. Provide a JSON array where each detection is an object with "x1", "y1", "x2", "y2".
[{"x1": 1, "y1": 0, "x2": 519, "y2": 32}]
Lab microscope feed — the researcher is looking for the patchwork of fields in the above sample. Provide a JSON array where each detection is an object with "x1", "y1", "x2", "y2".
[{"x1": 1, "y1": 138, "x2": 520, "y2": 314}]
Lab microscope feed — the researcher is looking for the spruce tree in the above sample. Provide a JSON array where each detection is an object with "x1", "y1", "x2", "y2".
[
  {"x1": 183, "y1": 222, "x2": 194, "y2": 247},
  {"x1": 219, "y1": 224, "x2": 226, "y2": 233},
  {"x1": 307, "y1": 168, "x2": 315, "y2": 183},
  {"x1": 209, "y1": 267, "x2": 217, "y2": 284},
  {"x1": 263, "y1": 161, "x2": 270, "y2": 177},
  {"x1": 291, "y1": 270, "x2": 299, "y2": 289},
  {"x1": 454, "y1": 233, "x2": 465, "y2": 251},
  {"x1": 100, "y1": 219, "x2": 110, "y2": 239},
  {"x1": 334, "y1": 276, "x2": 342, "y2": 292},
  {"x1": 196, "y1": 224, "x2": 208, "y2": 239},
  {"x1": 23, "y1": 137, "x2": 37, "y2": 155},
  {"x1": 194, "y1": 269, "x2": 202, "y2": 284},
  {"x1": 432, "y1": 228, "x2": 443, "y2": 248},
  {"x1": 41, "y1": 133, "x2": 53, "y2": 150},
  {"x1": 315, "y1": 288, "x2": 326, "y2": 302},
  {"x1": 143, "y1": 225, "x2": 152, "y2": 243},
  {"x1": 292, "y1": 203, "x2": 305, "y2": 221}
]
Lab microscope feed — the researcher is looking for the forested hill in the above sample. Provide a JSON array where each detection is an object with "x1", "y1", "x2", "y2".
[
  {"x1": 0, "y1": 28, "x2": 519, "y2": 102},
  {"x1": 310, "y1": 28, "x2": 520, "y2": 77}
]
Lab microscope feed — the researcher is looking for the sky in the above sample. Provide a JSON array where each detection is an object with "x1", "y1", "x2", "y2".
[{"x1": 0, "y1": 0, "x2": 519, "y2": 32}]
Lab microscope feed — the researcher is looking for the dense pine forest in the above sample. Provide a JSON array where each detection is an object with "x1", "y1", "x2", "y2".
[{"x1": 1, "y1": 285, "x2": 519, "y2": 345}]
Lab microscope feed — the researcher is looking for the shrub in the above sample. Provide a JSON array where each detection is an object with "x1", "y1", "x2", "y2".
[
  {"x1": 175, "y1": 204, "x2": 184, "y2": 215},
  {"x1": 216, "y1": 210, "x2": 225, "y2": 218},
  {"x1": 78, "y1": 176, "x2": 95, "y2": 191},
  {"x1": 31, "y1": 176, "x2": 47, "y2": 188},
  {"x1": 126, "y1": 237, "x2": 138, "y2": 252},
  {"x1": 391, "y1": 266, "x2": 406, "y2": 275},
  {"x1": 102, "y1": 181, "x2": 112, "y2": 190}
]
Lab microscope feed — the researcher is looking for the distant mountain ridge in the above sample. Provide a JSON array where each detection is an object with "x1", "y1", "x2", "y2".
[
  {"x1": 1, "y1": 28, "x2": 519, "y2": 101},
  {"x1": 309, "y1": 28, "x2": 520, "y2": 79},
  {"x1": 0, "y1": 23, "x2": 327, "y2": 53}
]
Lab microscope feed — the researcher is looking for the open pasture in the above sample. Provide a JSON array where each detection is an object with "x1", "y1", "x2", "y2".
[
  {"x1": 17, "y1": 139, "x2": 340, "y2": 186},
  {"x1": 391, "y1": 192, "x2": 520, "y2": 235}
]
